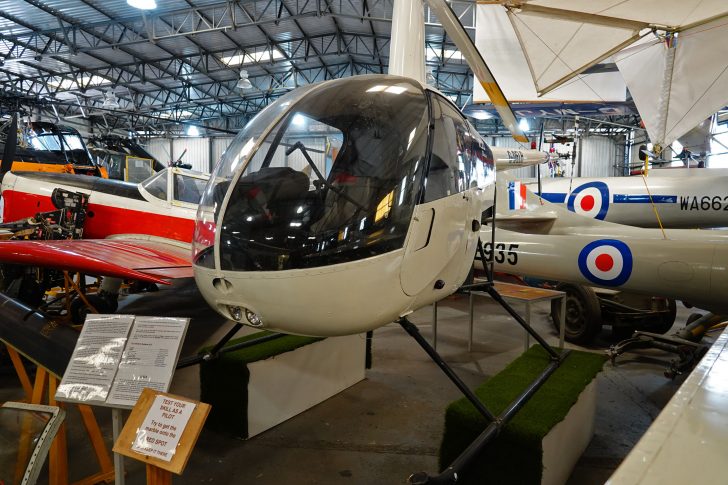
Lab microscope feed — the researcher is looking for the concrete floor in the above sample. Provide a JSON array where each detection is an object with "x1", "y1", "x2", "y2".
[{"x1": 0, "y1": 280, "x2": 709, "y2": 485}]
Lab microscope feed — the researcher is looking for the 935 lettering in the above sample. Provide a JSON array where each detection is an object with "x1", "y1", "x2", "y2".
[
  {"x1": 483, "y1": 242, "x2": 519, "y2": 265},
  {"x1": 679, "y1": 196, "x2": 728, "y2": 211}
]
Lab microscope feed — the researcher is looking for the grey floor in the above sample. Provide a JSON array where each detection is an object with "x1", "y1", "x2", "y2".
[{"x1": 0, "y1": 280, "x2": 707, "y2": 484}]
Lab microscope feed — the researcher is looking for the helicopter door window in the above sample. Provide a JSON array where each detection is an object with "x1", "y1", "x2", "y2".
[{"x1": 425, "y1": 95, "x2": 470, "y2": 202}]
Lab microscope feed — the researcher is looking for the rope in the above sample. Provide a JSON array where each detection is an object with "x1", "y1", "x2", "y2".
[{"x1": 641, "y1": 175, "x2": 667, "y2": 239}]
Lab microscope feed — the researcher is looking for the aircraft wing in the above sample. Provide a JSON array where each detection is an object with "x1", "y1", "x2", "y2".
[{"x1": 0, "y1": 237, "x2": 192, "y2": 285}]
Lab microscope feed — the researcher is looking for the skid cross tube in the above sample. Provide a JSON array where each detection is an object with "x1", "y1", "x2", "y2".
[
  {"x1": 409, "y1": 351, "x2": 567, "y2": 485},
  {"x1": 176, "y1": 324, "x2": 287, "y2": 369}
]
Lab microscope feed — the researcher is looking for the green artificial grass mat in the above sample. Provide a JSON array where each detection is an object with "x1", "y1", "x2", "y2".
[
  {"x1": 440, "y1": 345, "x2": 606, "y2": 485},
  {"x1": 200, "y1": 330, "x2": 323, "y2": 437}
]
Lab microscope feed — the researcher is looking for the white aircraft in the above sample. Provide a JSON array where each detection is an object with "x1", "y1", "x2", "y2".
[{"x1": 530, "y1": 173, "x2": 728, "y2": 228}]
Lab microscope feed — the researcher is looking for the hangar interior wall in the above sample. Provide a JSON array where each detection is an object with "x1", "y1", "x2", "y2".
[
  {"x1": 142, "y1": 134, "x2": 622, "y2": 179},
  {"x1": 143, "y1": 136, "x2": 329, "y2": 175}
]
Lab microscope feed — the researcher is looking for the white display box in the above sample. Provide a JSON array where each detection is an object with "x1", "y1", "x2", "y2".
[
  {"x1": 541, "y1": 379, "x2": 598, "y2": 485},
  {"x1": 245, "y1": 333, "x2": 367, "y2": 438}
]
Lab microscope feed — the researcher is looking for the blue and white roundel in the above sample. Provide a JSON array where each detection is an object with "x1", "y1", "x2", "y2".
[
  {"x1": 578, "y1": 239, "x2": 633, "y2": 287},
  {"x1": 567, "y1": 182, "x2": 610, "y2": 220}
]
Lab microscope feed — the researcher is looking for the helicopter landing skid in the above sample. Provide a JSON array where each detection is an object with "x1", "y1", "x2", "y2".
[{"x1": 399, "y1": 281, "x2": 568, "y2": 484}]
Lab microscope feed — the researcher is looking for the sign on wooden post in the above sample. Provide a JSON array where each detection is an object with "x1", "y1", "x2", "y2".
[{"x1": 113, "y1": 388, "x2": 210, "y2": 477}]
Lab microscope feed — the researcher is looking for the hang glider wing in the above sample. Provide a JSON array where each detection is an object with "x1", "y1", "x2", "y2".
[
  {"x1": 0, "y1": 237, "x2": 192, "y2": 285},
  {"x1": 482, "y1": 1, "x2": 728, "y2": 146},
  {"x1": 615, "y1": 17, "x2": 728, "y2": 147}
]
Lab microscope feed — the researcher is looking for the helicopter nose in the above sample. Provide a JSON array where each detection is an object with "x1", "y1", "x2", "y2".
[{"x1": 194, "y1": 249, "x2": 416, "y2": 337}]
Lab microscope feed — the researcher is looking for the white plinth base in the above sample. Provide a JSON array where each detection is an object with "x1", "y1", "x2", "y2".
[
  {"x1": 541, "y1": 379, "x2": 598, "y2": 485},
  {"x1": 246, "y1": 333, "x2": 366, "y2": 438}
]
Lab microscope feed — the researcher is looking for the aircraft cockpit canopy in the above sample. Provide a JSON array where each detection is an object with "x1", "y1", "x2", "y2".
[
  {"x1": 193, "y1": 75, "x2": 494, "y2": 272},
  {"x1": 25, "y1": 122, "x2": 95, "y2": 167}
]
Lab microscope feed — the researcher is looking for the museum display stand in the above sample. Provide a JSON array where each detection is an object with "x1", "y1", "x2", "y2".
[
  {"x1": 439, "y1": 346, "x2": 606, "y2": 485},
  {"x1": 4, "y1": 345, "x2": 115, "y2": 485},
  {"x1": 200, "y1": 331, "x2": 366, "y2": 438}
]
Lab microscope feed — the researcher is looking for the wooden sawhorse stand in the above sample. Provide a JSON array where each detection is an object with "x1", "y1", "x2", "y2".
[{"x1": 6, "y1": 345, "x2": 115, "y2": 485}]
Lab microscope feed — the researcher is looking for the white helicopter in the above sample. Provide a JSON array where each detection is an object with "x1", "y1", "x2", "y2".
[{"x1": 191, "y1": 0, "x2": 546, "y2": 337}]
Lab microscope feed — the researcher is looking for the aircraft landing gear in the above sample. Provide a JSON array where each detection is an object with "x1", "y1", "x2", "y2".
[
  {"x1": 550, "y1": 283, "x2": 602, "y2": 344},
  {"x1": 549, "y1": 283, "x2": 677, "y2": 344},
  {"x1": 608, "y1": 312, "x2": 726, "y2": 378},
  {"x1": 400, "y1": 280, "x2": 568, "y2": 485}
]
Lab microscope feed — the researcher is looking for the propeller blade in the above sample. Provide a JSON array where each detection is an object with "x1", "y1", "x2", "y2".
[
  {"x1": 426, "y1": 0, "x2": 528, "y2": 144},
  {"x1": 1, "y1": 114, "x2": 18, "y2": 177}
]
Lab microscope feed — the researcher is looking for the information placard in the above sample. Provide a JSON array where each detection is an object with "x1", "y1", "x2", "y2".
[
  {"x1": 55, "y1": 315, "x2": 134, "y2": 404},
  {"x1": 131, "y1": 395, "x2": 196, "y2": 462},
  {"x1": 113, "y1": 388, "x2": 211, "y2": 475},
  {"x1": 107, "y1": 317, "x2": 188, "y2": 407},
  {"x1": 55, "y1": 315, "x2": 189, "y2": 409}
]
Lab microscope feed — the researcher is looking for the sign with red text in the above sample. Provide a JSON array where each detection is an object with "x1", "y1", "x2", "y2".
[{"x1": 131, "y1": 395, "x2": 196, "y2": 462}]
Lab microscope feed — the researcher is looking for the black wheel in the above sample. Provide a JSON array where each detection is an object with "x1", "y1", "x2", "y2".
[
  {"x1": 551, "y1": 283, "x2": 602, "y2": 344},
  {"x1": 652, "y1": 299, "x2": 677, "y2": 334},
  {"x1": 70, "y1": 294, "x2": 119, "y2": 324}
]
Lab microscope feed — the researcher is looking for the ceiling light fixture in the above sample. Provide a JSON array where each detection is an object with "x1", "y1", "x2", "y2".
[
  {"x1": 102, "y1": 92, "x2": 120, "y2": 109},
  {"x1": 127, "y1": 0, "x2": 157, "y2": 10},
  {"x1": 519, "y1": 118, "x2": 530, "y2": 132},
  {"x1": 236, "y1": 69, "x2": 252, "y2": 90},
  {"x1": 187, "y1": 125, "x2": 200, "y2": 137}
]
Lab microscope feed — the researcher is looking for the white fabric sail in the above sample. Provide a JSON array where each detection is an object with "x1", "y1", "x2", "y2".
[
  {"x1": 474, "y1": 5, "x2": 627, "y2": 103},
  {"x1": 507, "y1": 7, "x2": 641, "y2": 95},
  {"x1": 615, "y1": 17, "x2": 728, "y2": 146},
  {"x1": 502, "y1": 0, "x2": 728, "y2": 95}
]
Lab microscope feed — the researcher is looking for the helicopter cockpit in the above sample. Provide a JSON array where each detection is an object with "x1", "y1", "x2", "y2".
[{"x1": 193, "y1": 75, "x2": 495, "y2": 335}]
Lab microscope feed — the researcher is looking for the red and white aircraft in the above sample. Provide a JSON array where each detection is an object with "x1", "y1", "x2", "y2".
[{"x1": 0, "y1": 167, "x2": 208, "y2": 292}]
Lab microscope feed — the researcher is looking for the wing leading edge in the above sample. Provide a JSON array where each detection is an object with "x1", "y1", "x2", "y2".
[{"x1": 0, "y1": 238, "x2": 193, "y2": 285}]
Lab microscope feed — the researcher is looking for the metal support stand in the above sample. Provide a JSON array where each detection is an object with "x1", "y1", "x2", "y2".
[
  {"x1": 112, "y1": 408, "x2": 125, "y2": 485},
  {"x1": 432, "y1": 303, "x2": 438, "y2": 351},
  {"x1": 399, "y1": 318, "x2": 495, "y2": 423},
  {"x1": 406, "y1": 235, "x2": 568, "y2": 483},
  {"x1": 482, "y1": 284, "x2": 561, "y2": 361}
]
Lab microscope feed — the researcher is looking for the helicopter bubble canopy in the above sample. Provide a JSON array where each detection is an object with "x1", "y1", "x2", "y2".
[
  {"x1": 192, "y1": 74, "x2": 495, "y2": 336},
  {"x1": 193, "y1": 76, "x2": 430, "y2": 271}
]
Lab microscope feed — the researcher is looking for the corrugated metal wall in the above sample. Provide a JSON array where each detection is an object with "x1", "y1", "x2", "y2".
[
  {"x1": 170, "y1": 138, "x2": 210, "y2": 173},
  {"x1": 144, "y1": 138, "x2": 172, "y2": 166},
  {"x1": 143, "y1": 137, "x2": 213, "y2": 173},
  {"x1": 211, "y1": 138, "x2": 234, "y2": 170},
  {"x1": 578, "y1": 136, "x2": 620, "y2": 177},
  {"x1": 141, "y1": 134, "x2": 623, "y2": 179}
]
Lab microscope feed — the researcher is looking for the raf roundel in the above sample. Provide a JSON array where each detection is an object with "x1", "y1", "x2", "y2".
[
  {"x1": 578, "y1": 239, "x2": 633, "y2": 287},
  {"x1": 567, "y1": 181, "x2": 610, "y2": 220}
]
